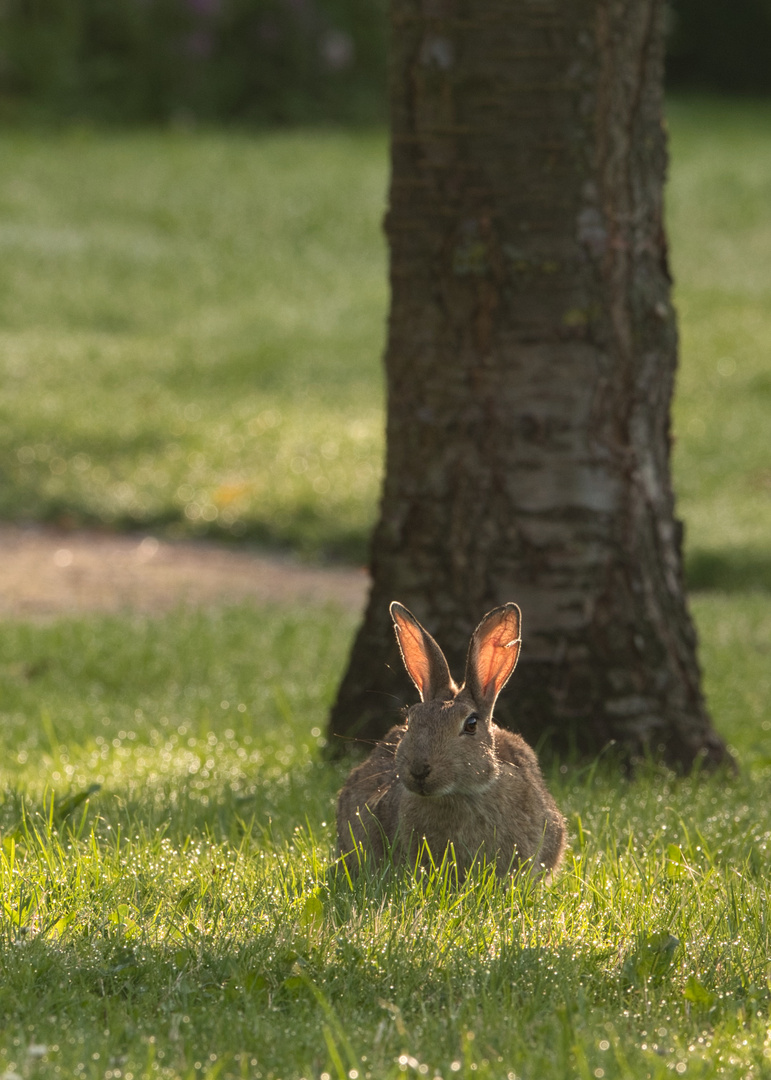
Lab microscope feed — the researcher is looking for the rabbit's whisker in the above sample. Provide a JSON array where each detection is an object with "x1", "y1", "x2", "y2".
[{"x1": 331, "y1": 733, "x2": 391, "y2": 751}]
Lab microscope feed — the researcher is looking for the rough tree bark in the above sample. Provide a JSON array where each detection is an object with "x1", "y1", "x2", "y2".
[{"x1": 327, "y1": 0, "x2": 729, "y2": 768}]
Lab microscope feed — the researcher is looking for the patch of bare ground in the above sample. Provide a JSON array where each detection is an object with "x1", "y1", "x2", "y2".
[{"x1": 0, "y1": 524, "x2": 369, "y2": 619}]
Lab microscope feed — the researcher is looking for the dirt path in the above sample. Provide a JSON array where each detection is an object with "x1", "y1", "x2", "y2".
[{"x1": 0, "y1": 524, "x2": 369, "y2": 619}]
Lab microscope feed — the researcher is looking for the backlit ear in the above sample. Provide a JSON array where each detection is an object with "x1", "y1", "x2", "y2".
[
  {"x1": 465, "y1": 603, "x2": 522, "y2": 709},
  {"x1": 390, "y1": 602, "x2": 453, "y2": 702}
]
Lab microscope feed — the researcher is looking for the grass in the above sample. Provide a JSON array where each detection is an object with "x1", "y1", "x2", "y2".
[
  {"x1": 667, "y1": 98, "x2": 771, "y2": 590},
  {"x1": 1, "y1": 96, "x2": 771, "y2": 1077},
  {"x1": 0, "y1": 128, "x2": 387, "y2": 559},
  {"x1": 0, "y1": 595, "x2": 770, "y2": 1079}
]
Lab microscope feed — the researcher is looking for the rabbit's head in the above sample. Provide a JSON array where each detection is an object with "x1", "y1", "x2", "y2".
[{"x1": 390, "y1": 601, "x2": 522, "y2": 798}]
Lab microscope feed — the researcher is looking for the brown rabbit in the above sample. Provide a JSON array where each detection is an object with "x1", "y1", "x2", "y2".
[{"x1": 336, "y1": 601, "x2": 566, "y2": 879}]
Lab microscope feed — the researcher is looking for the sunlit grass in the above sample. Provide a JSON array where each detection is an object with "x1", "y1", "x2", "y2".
[{"x1": 1, "y1": 596, "x2": 770, "y2": 1078}]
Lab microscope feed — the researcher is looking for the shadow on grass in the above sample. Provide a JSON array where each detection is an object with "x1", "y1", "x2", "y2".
[{"x1": 685, "y1": 547, "x2": 771, "y2": 593}]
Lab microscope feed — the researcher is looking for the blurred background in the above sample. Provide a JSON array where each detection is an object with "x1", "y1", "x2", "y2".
[
  {"x1": 0, "y1": 0, "x2": 387, "y2": 126},
  {"x1": 1, "y1": 0, "x2": 770, "y2": 126},
  {"x1": 0, "y1": 0, "x2": 769, "y2": 587}
]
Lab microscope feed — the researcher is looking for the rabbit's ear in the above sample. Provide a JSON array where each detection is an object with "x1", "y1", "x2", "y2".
[
  {"x1": 465, "y1": 603, "x2": 522, "y2": 709},
  {"x1": 390, "y1": 602, "x2": 453, "y2": 702}
]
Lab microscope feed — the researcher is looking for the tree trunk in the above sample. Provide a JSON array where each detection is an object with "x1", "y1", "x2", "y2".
[{"x1": 328, "y1": 0, "x2": 729, "y2": 769}]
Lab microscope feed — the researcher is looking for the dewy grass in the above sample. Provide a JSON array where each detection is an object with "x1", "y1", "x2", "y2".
[{"x1": 1, "y1": 596, "x2": 771, "y2": 1079}]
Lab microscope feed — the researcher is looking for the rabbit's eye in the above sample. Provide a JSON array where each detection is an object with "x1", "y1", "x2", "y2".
[{"x1": 462, "y1": 713, "x2": 478, "y2": 734}]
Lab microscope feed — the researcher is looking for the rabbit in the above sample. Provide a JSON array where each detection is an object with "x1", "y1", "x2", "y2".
[{"x1": 336, "y1": 601, "x2": 566, "y2": 879}]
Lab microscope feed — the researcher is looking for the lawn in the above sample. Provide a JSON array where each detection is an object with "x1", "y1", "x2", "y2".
[
  {"x1": 1, "y1": 101, "x2": 770, "y2": 577},
  {"x1": 0, "y1": 128, "x2": 387, "y2": 559},
  {"x1": 1, "y1": 597, "x2": 770, "y2": 1079},
  {"x1": 1, "y1": 97, "x2": 771, "y2": 1079},
  {"x1": 667, "y1": 98, "x2": 771, "y2": 590}
]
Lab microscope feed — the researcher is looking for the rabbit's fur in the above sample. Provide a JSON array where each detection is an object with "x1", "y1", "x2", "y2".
[{"x1": 336, "y1": 601, "x2": 566, "y2": 878}]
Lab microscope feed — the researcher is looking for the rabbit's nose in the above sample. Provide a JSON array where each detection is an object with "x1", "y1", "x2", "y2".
[{"x1": 410, "y1": 762, "x2": 431, "y2": 781}]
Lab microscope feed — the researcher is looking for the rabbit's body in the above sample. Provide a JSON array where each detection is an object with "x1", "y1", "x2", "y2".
[{"x1": 336, "y1": 602, "x2": 565, "y2": 878}]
